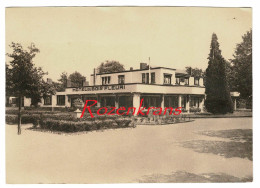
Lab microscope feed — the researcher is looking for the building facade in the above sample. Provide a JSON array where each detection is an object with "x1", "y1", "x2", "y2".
[{"x1": 24, "y1": 63, "x2": 207, "y2": 113}]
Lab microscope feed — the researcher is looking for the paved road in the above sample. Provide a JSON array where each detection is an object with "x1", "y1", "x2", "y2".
[{"x1": 6, "y1": 118, "x2": 252, "y2": 183}]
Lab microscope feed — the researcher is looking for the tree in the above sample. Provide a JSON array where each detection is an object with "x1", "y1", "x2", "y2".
[
  {"x1": 231, "y1": 29, "x2": 252, "y2": 100},
  {"x1": 97, "y1": 60, "x2": 125, "y2": 74},
  {"x1": 205, "y1": 33, "x2": 233, "y2": 114},
  {"x1": 6, "y1": 42, "x2": 55, "y2": 134},
  {"x1": 225, "y1": 60, "x2": 236, "y2": 92},
  {"x1": 185, "y1": 67, "x2": 205, "y2": 78},
  {"x1": 68, "y1": 71, "x2": 86, "y2": 88},
  {"x1": 54, "y1": 72, "x2": 68, "y2": 92}
]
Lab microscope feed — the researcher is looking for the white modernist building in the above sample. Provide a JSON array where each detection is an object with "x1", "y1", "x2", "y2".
[{"x1": 25, "y1": 63, "x2": 208, "y2": 113}]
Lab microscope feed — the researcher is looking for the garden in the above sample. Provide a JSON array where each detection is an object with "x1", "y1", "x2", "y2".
[{"x1": 5, "y1": 106, "x2": 193, "y2": 134}]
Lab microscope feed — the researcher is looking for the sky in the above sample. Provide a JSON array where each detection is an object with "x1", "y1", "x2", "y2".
[{"x1": 5, "y1": 7, "x2": 252, "y2": 82}]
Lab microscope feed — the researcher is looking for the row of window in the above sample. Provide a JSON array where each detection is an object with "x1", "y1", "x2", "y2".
[
  {"x1": 102, "y1": 75, "x2": 125, "y2": 85},
  {"x1": 142, "y1": 73, "x2": 155, "y2": 84},
  {"x1": 164, "y1": 74, "x2": 200, "y2": 86},
  {"x1": 100, "y1": 73, "x2": 200, "y2": 86},
  {"x1": 44, "y1": 95, "x2": 65, "y2": 106}
]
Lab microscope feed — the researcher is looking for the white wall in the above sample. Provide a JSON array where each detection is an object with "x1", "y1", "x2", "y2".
[
  {"x1": 199, "y1": 78, "x2": 204, "y2": 86},
  {"x1": 24, "y1": 97, "x2": 31, "y2": 107},
  {"x1": 90, "y1": 68, "x2": 177, "y2": 85}
]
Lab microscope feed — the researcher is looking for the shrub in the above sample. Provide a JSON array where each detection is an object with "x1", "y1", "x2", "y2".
[
  {"x1": 102, "y1": 119, "x2": 116, "y2": 128},
  {"x1": 39, "y1": 119, "x2": 99, "y2": 132},
  {"x1": 93, "y1": 120, "x2": 103, "y2": 130},
  {"x1": 6, "y1": 114, "x2": 40, "y2": 125},
  {"x1": 67, "y1": 107, "x2": 77, "y2": 112},
  {"x1": 189, "y1": 107, "x2": 201, "y2": 113},
  {"x1": 115, "y1": 118, "x2": 132, "y2": 127},
  {"x1": 6, "y1": 109, "x2": 58, "y2": 115},
  {"x1": 182, "y1": 108, "x2": 188, "y2": 113},
  {"x1": 24, "y1": 106, "x2": 53, "y2": 111},
  {"x1": 6, "y1": 115, "x2": 17, "y2": 124},
  {"x1": 41, "y1": 113, "x2": 76, "y2": 121},
  {"x1": 38, "y1": 116, "x2": 135, "y2": 133},
  {"x1": 5, "y1": 109, "x2": 19, "y2": 115}
]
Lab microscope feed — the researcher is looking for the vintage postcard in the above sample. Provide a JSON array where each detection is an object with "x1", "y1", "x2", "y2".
[{"x1": 5, "y1": 7, "x2": 252, "y2": 183}]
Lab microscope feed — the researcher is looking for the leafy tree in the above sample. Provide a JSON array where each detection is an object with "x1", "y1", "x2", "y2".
[
  {"x1": 185, "y1": 67, "x2": 205, "y2": 77},
  {"x1": 6, "y1": 42, "x2": 55, "y2": 134},
  {"x1": 231, "y1": 29, "x2": 252, "y2": 100},
  {"x1": 68, "y1": 71, "x2": 86, "y2": 88},
  {"x1": 225, "y1": 60, "x2": 236, "y2": 92},
  {"x1": 205, "y1": 33, "x2": 233, "y2": 114},
  {"x1": 97, "y1": 60, "x2": 125, "y2": 74},
  {"x1": 57, "y1": 72, "x2": 68, "y2": 91},
  {"x1": 52, "y1": 72, "x2": 68, "y2": 92}
]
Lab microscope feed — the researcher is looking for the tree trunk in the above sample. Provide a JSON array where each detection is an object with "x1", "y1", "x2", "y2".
[{"x1": 18, "y1": 96, "x2": 22, "y2": 135}]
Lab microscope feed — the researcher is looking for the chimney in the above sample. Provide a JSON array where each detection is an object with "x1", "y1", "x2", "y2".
[
  {"x1": 140, "y1": 63, "x2": 148, "y2": 70},
  {"x1": 47, "y1": 78, "x2": 52, "y2": 84},
  {"x1": 130, "y1": 67, "x2": 133, "y2": 71}
]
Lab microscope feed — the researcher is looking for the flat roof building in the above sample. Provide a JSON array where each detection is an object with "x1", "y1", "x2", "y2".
[{"x1": 25, "y1": 63, "x2": 207, "y2": 113}]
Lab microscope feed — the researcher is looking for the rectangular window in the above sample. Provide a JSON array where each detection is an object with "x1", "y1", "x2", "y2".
[
  {"x1": 118, "y1": 75, "x2": 125, "y2": 84},
  {"x1": 142, "y1": 73, "x2": 145, "y2": 83},
  {"x1": 146, "y1": 73, "x2": 149, "y2": 84},
  {"x1": 57, "y1": 95, "x2": 65, "y2": 105},
  {"x1": 194, "y1": 78, "x2": 200, "y2": 85},
  {"x1": 102, "y1": 76, "x2": 111, "y2": 85},
  {"x1": 151, "y1": 72, "x2": 155, "y2": 84},
  {"x1": 175, "y1": 77, "x2": 180, "y2": 85},
  {"x1": 191, "y1": 96, "x2": 200, "y2": 107},
  {"x1": 164, "y1": 74, "x2": 172, "y2": 84},
  {"x1": 142, "y1": 72, "x2": 155, "y2": 84},
  {"x1": 185, "y1": 78, "x2": 189, "y2": 85},
  {"x1": 44, "y1": 95, "x2": 52, "y2": 105}
]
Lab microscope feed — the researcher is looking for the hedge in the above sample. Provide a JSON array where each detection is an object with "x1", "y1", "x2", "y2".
[
  {"x1": 189, "y1": 107, "x2": 201, "y2": 113},
  {"x1": 6, "y1": 110, "x2": 136, "y2": 132},
  {"x1": 6, "y1": 114, "x2": 40, "y2": 126},
  {"x1": 6, "y1": 109, "x2": 58, "y2": 115},
  {"x1": 39, "y1": 117, "x2": 134, "y2": 132}
]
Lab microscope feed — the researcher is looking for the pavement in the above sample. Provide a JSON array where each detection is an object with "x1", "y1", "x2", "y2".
[{"x1": 6, "y1": 118, "x2": 252, "y2": 183}]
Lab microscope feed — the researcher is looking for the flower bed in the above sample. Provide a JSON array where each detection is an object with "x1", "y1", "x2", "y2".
[{"x1": 135, "y1": 114, "x2": 193, "y2": 125}]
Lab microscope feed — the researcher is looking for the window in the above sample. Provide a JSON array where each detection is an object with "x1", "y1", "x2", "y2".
[
  {"x1": 44, "y1": 95, "x2": 52, "y2": 105},
  {"x1": 175, "y1": 77, "x2": 180, "y2": 85},
  {"x1": 102, "y1": 76, "x2": 111, "y2": 85},
  {"x1": 146, "y1": 73, "x2": 149, "y2": 84},
  {"x1": 142, "y1": 73, "x2": 145, "y2": 83},
  {"x1": 185, "y1": 78, "x2": 189, "y2": 85},
  {"x1": 151, "y1": 72, "x2": 155, "y2": 84},
  {"x1": 176, "y1": 77, "x2": 189, "y2": 85},
  {"x1": 142, "y1": 72, "x2": 155, "y2": 84},
  {"x1": 194, "y1": 77, "x2": 200, "y2": 85},
  {"x1": 164, "y1": 74, "x2": 172, "y2": 84},
  {"x1": 191, "y1": 96, "x2": 200, "y2": 107},
  {"x1": 57, "y1": 95, "x2": 65, "y2": 105},
  {"x1": 118, "y1": 75, "x2": 125, "y2": 84}
]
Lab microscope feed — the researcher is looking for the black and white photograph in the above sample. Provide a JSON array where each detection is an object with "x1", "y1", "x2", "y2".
[{"x1": 2, "y1": 3, "x2": 256, "y2": 185}]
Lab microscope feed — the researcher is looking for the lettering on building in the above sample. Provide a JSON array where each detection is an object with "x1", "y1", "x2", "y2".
[{"x1": 72, "y1": 85, "x2": 126, "y2": 92}]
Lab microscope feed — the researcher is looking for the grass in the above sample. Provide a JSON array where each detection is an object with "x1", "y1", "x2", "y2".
[
  {"x1": 180, "y1": 129, "x2": 252, "y2": 161},
  {"x1": 138, "y1": 171, "x2": 252, "y2": 183}
]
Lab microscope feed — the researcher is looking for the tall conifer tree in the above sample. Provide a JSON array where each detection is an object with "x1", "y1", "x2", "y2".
[{"x1": 205, "y1": 33, "x2": 233, "y2": 114}]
